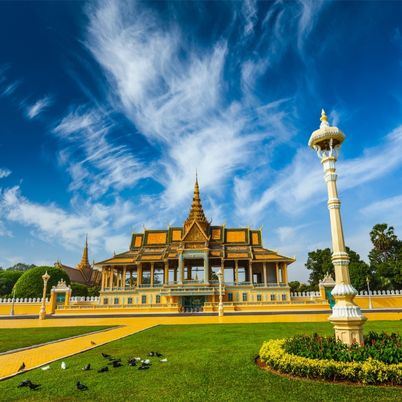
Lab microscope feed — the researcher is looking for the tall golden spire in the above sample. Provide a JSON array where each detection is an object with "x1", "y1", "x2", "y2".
[
  {"x1": 184, "y1": 174, "x2": 209, "y2": 234},
  {"x1": 77, "y1": 235, "x2": 90, "y2": 271}
]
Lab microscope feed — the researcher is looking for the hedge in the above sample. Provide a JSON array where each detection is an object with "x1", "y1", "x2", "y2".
[
  {"x1": 0, "y1": 270, "x2": 23, "y2": 296},
  {"x1": 259, "y1": 339, "x2": 402, "y2": 385},
  {"x1": 13, "y1": 266, "x2": 70, "y2": 298}
]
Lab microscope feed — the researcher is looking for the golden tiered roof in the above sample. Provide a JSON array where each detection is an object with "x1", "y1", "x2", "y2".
[
  {"x1": 183, "y1": 175, "x2": 209, "y2": 235},
  {"x1": 95, "y1": 177, "x2": 295, "y2": 266},
  {"x1": 76, "y1": 236, "x2": 91, "y2": 272}
]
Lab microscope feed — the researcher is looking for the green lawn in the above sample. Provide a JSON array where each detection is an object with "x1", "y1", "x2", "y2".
[
  {"x1": 0, "y1": 321, "x2": 401, "y2": 401},
  {"x1": 0, "y1": 326, "x2": 111, "y2": 353}
]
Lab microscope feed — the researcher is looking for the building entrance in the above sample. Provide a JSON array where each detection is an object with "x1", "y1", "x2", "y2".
[{"x1": 181, "y1": 296, "x2": 206, "y2": 312}]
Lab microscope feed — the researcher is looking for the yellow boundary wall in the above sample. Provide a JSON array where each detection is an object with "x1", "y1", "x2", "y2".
[{"x1": 0, "y1": 295, "x2": 401, "y2": 316}]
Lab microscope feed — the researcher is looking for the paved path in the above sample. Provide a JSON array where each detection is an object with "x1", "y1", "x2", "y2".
[{"x1": 0, "y1": 310, "x2": 400, "y2": 380}]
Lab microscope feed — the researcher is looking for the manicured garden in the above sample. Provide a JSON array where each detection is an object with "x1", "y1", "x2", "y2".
[
  {"x1": 0, "y1": 321, "x2": 401, "y2": 401},
  {"x1": 0, "y1": 326, "x2": 111, "y2": 353}
]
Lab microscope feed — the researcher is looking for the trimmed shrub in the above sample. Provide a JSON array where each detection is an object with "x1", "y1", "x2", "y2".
[
  {"x1": 0, "y1": 270, "x2": 23, "y2": 296},
  {"x1": 71, "y1": 282, "x2": 88, "y2": 297},
  {"x1": 13, "y1": 266, "x2": 70, "y2": 298},
  {"x1": 259, "y1": 339, "x2": 402, "y2": 385},
  {"x1": 283, "y1": 332, "x2": 402, "y2": 364}
]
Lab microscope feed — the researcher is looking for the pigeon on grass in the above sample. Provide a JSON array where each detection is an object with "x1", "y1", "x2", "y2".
[
  {"x1": 98, "y1": 366, "x2": 109, "y2": 373},
  {"x1": 17, "y1": 379, "x2": 31, "y2": 388},
  {"x1": 41, "y1": 365, "x2": 50, "y2": 371},
  {"x1": 76, "y1": 381, "x2": 88, "y2": 391},
  {"x1": 82, "y1": 364, "x2": 91, "y2": 371}
]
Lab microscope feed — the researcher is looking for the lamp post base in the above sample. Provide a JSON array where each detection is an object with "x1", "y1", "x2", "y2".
[
  {"x1": 39, "y1": 308, "x2": 46, "y2": 320},
  {"x1": 329, "y1": 316, "x2": 367, "y2": 345},
  {"x1": 218, "y1": 304, "x2": 224, "y2": 317}
]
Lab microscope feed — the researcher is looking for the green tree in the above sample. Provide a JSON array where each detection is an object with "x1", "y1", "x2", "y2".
[
  {"x1": 0, "y1": 271, "x2": 23, "y2": 297},
  {"x1": 13, "y1": 266, "x2": 70, "y2": 298},
  {"x1": 6, "y1": 263, "x2": 36, "y2": 271},
  {"x1": 88, "y1": 286, "x2": 100, "y2": 297},
  {"x1": 306, "y1": 247, "x2": 372, "y2": 291},
  {"x1": 369, "y1": 223, "x2": 402, "y2": 289},
  {"x1": 70, "y1": 282, "x2": 89, "y2": 297},
  {"x1": 288, "y1": 281, "x2": 301, "y2": 293},
  {"x1": 305, "y1": 248, "x2": 333, "y2": 287}
]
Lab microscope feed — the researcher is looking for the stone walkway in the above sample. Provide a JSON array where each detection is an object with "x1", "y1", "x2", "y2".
[{"x1": 0, "y1": 310, "x2": 400, "y2": 380}]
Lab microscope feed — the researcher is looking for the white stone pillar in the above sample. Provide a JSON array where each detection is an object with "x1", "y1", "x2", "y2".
[
  {"x1": 204, "y1": 252, "x2": 209, "y2": 284},
  {"x1": 263, "y1": 262, "x2": 267, "y2": 287}
]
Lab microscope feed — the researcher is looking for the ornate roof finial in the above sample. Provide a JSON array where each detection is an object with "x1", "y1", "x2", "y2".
[
  {"x1": 77, "y1": 236, "x2": 90, "y2": 272},
  {"x1": 184, "y1": 174, "x2": 209, "y2": 233},
  {"x1": 320, "y1": 109, "x2": 329, "y2": 128}
]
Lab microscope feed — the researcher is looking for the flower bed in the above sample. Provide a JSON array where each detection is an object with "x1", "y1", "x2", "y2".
[
  {"x1": 259, "y1": 337, "x2": 402, "y2": 385},
  {"x1": 283, "y1": 332, "x2": 402, "y2": 364}
]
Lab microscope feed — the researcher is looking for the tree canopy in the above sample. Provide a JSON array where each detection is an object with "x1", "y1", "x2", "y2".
[
  {"x1": 369, "y1": 224, "x2": 402, "y2": 289},
  {"x1": 13, "y1": 266, "x2": 70, "y2": 298},
  {"x1": 305, "y1": 247, "x2": 372, "y2": 291},
  {"x1": 0, "y1": 271, "x2": 23, "y2": 297}
]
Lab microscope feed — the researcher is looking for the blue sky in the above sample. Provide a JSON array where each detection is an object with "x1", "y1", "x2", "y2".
[{"x1": 1, "y1": 0, "x2": 402, "y2": 281}]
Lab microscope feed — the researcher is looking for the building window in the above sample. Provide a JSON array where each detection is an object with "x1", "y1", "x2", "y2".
[
  {"x1": 242, "y1": 293, "x2": 247, "y2": 301},
  {"x1": 103, "y1": 298, "x2": 108, "y2": 305},
  {"x1": 270, "y1": 294, "x2": 275, "y2": 301},
  {"x1": 142, "y1": 295, "x2": 147, "y2": 304},
  {"x1": 127, "y1": 297, "x2": 133, "y2": 305},
  {"x1": 228, "y1": 292, "x2": 233, "y2": 302},
  {"x1": 114, "y1": 297, "x2": 119, "y2": 305},
  {"x1": 257, "y1": 294, "x2": 262, "y2": 301},
  {"x1": 282, "y1": 294, "x2": 287, "y2": 301},
  {"x1": 156, "y1": 295, "x2": 161, "y2": 304}
]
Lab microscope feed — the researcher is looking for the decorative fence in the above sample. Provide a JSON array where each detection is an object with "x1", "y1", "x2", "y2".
[
  {"x1": 290, "y1": 290, "x2": 402, "y2": 298},
  {"x1": 0, "y1": 297, "x2": 48, "y2": 303},
  {"x1": 70, "y1": 296, "x2": 100, "y2": 303}
]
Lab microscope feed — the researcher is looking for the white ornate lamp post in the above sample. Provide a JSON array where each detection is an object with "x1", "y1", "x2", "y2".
[
  {"x1": 309, "y1": 110, "x2": 366, "y2": 345},
  {"x1": 218, "y1": 270, "x2": 224, "y2": 317},
  {"x1": 39, "y1": 271, "x2": 50, "y2": 320}
]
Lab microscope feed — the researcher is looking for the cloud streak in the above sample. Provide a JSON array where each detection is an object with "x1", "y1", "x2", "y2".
[{"x1": 26, "y1": 96, "x2": 52, "y2": 119}]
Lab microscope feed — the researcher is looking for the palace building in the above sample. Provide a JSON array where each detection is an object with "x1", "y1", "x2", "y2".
[{"x1": 96, "y1": 177, "x2": 294, "y2": 312}]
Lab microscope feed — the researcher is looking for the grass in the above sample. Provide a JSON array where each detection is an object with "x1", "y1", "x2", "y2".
[
  {"x1": 0, "y1": 321, "x2": 401, "y2": 401},
  {"x1": 0, "y1": 326, "x2": 111, "y2": 353}
]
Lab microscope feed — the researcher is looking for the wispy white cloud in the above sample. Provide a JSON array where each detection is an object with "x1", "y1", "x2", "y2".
[
  {"x1": 0, "y1": 169, "x2": 11, "y2": 179},
  {"x1": 83, "y1": 0, "x2": 302, "y2": 208},
  {"x1": 236, "y1": 123, "x2": 402, "y2": 222},
  {"x1": 53, "y1": 107, "x2": 147, "y2": 196},
  {"x1": 0, "y1": 185, "x2": 137, "y2": 253},
  {"x1": 26, "y1": 96, "x2": 52, "y2": 119}
]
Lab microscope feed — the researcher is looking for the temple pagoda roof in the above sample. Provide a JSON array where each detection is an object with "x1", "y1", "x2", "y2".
[{"x1": 95, "y1": 177, "x2": 295, "y2": 266}]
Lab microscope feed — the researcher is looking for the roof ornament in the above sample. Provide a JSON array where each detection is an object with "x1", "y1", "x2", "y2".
[{"x1": 320, "y1": 109, "x2": 329, "y2": 128}]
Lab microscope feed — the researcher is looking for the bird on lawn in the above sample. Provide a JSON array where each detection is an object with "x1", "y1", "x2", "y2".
[
  {"x1": 61, "y1": 361, "x2": 67, "y2": 369},
  {"x1": 160, "y1": 358, "x2": 168, "y2": 363},
  {"x1": 128, "y1": 359, "x2": 137, "y2": 367},
  {"x1": 76, "y1": 381, "x2": 88, "y2": 391},
  {"x1": 134, "y1": 357, "x2": 141, "y2": 361},
  {"x1": 41, "y1": 365, "x2": 50, "y2": 371},
  {"x1": 101, "y1": 352, "x2": 111, "y2": 358},
  {"x1": 138, "y1": 364, "x2": 150, "y2": 370},
  {"x1": 17, "y1": 379, "x2": 32, "y2": 388},
  {"x1": 18, "y1": 362, "x2": 25, "y2": 372},
  {"x1": 143, "y1": 359, "x2": 151, "y2": 365},
  {"x1": 28, "y1": 382, "x2": 41, "y2": 391},
  {"x1": 82, "y1": 363, "x2": 91, "y2": 371},
  {"x1": 110, "y1": 360, "x2": 123, "y2": 368},
  {"x1": 98, "y1": 366, "x2": 109, "y2": 373},
  {"x1": 148, "y1": 352, "x2": 155, "y2": 357},
  {"x1": 155, "y1": 352, "x2": 163, "y2": 357}
]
